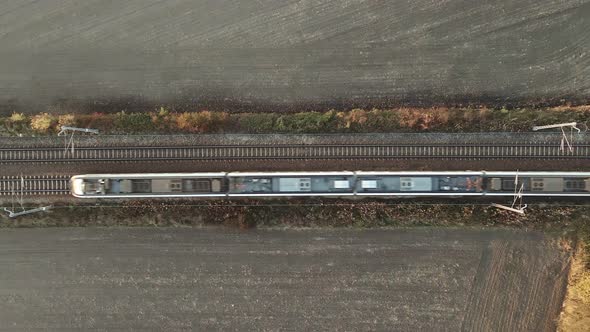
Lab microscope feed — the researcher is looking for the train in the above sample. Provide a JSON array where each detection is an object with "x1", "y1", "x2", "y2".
[{"x1": 70, "y1": 171, "x2": 590, "y2": 198}]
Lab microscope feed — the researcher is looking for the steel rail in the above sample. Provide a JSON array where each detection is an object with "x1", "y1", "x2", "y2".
[
  {"x1": 1, "y1": 143, "x2": 589, "y2": 163},
  {"x1": 0, "y1": 176, "x2": 71, "y2": 196}
]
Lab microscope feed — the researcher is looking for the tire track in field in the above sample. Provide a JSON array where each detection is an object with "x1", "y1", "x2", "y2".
[
  {"x1": 0, "y1": 0, "x2": 588, "y2": 111},
  {"x1": 461, "y1": 239, "x2": 570, "y2": 332}
]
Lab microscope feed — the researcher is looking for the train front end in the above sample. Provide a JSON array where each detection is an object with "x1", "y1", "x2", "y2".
[{"x1": 70, "y1": 175, "x2": 108, "y2": 197}]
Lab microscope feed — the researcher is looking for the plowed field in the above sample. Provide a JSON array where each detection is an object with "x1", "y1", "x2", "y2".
[
  {"x1": 0, "y1": 228, "x2": 569, "y2": 331},
  {"x1": 0, "y1": 0, "x2": 588, "y2": 113}
]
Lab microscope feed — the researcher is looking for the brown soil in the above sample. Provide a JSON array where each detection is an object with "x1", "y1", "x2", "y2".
[
  {"x1": 1, "y1": 1, "x2": 588, "y2": 113},
  {"x1": 0, "y1": 227, "x2": 571, "y2": 331}
]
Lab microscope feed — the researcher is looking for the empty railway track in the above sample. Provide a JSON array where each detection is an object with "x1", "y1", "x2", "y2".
[
  {"x1": 1, "y1": 143, "x2": 589, "y2": 163},
  {"x1": 0, "y1": 176, "x2": 70, "y2": 196}
]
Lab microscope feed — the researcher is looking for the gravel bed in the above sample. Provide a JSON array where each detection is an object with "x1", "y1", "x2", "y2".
[
  {"x1": 1, "y1": 159, "x2": 587, "y2": 175},
  {"x1": 1, "y1": 132, "x2": 588, "y2": 148}
]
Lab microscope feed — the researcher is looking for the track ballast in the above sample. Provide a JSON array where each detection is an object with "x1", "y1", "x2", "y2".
[
  {"x1": 1, "y1": 143, "x2": 588, "y2": 163},
  {"x1": 0, "y1": 176, "x2": 70, "y2": 196}
]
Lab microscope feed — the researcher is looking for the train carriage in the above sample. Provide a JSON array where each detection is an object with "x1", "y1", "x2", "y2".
[
  {"x1": 70, "y1": 171, "x2": 590, "y2": 198},
  {"x1": 71, "y1": 173, "x2": 228, "y2": 198},
  {"x1": 354, "y1": 171, "x2": 484, "y2": 196},
  {"x1": 485, "y1": 171, "x2": 590, "y2": 196},
  {"x1": 226, "y1": 172, "x2": 356, "y2": 197}
]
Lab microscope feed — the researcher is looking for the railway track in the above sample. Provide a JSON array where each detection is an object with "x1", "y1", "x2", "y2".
[
  {"x1": 1, "y1": 143, "x2": 589, "y2": 163},
  {"x1": 0, "y1": 176, "x2": 70, "y2": 196}
]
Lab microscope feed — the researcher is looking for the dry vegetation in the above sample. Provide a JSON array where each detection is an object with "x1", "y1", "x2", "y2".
[
  {"x1": 1, "y1": 105, "x2": 589, "y2": 136},
  {"x1": 2, "y1": 199, "x2": 588, "y2": 231},
  {"x1": 559, "y1": 234, "x2": 590, "y2": 331}
]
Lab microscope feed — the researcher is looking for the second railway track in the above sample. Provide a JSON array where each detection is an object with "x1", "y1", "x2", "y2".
[
  {"x1": 0, "y1": 175, "x2": 70, "y2": 196},
  {"x1": 1, "y1": 143, "x2": 589, "y2": 164}
]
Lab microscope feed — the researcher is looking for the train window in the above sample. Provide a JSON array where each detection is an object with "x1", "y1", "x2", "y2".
[
  {"x1": 502, "y1": 180, "x2": 515, "y2": 190},
  {"x1": 170, "y1": 181, "x2": 182, "y2": 192},
  {"x1": 531, "y1": 179, "x2": 544, "y2": 191},
  {"x1": 565, "y1": 180, "x2": 584, "y2": 190},
  {"x1": 132, "y1": 180, "x2": 151, "y2": 193},
  {"x1": 195, "y1": 180, "x2": 211, "y2": 191}
]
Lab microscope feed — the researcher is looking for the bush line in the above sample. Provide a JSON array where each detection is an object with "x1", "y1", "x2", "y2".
[{"x1": 2, "y1": 105, "x2": 589, "y2": 135}]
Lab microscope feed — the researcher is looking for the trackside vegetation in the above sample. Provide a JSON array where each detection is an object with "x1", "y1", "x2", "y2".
[
  {"x1": 558, "y1": 222, "x2": 590, "y2": 331},
  {"x1": 1, "y1": 199, "x2": 587, "y2": 229},
  {"x1": 1, "y1": 105, "x2": 589, "y2": 136}
]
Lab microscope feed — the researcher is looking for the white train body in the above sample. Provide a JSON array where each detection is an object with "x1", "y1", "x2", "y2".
[{"x1": 71, "y1": 171, "x2": 590, "y2": 198}]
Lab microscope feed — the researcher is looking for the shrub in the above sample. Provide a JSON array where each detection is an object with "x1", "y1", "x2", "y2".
[
  {"x1": 176, "y1": 112, "x2": 194, "y2": 131},
  {"x1": 207, "y1": 111, "x2": 229, "y2": 132},
  {"x1": 72, "y1": 112, "x2": 113, "y2": 132},
  {"x1": 237, "y1": 113, "x2": 277, "y2": 133},
  {"x1": 114, "y1": 111, "x2": 154, "y2": 133},
  {"x1": 362, "y1": 109, "x2": 396, "y2": 132},
  {"x1": 30, "y1": 113, "x2": 57, "y2": 133},
  {"x1": 176, "y1": 111, "x2": 229, "y2": 133},
  {"x1": 2, "y1": 112, "x2": 29, "y2": 135},
  {"x1": 397, "y1": 107, "x2": 449, "y2": 130},
  {"x1": 275, "y1": 111, "x2": 337, "y2": 133},
  {"x1": 349, "y1": 108, "x2": 368, "y2": 125},
  {"x1": 336, "y1": 109, "x2": 368, "y2": 131},
  {"x1": 9, "y1": 113, "x2": 27, "y2": 123},
  {"x1": 57, "y1": 114, "x2": 76, "y2": 128},
  {"x1": 397, "y1": 108, "x2": 421, "y2": 129},
  {"x1": 439, "y1": 107, "x2": 481, "y2": 131},
  {"x1": 150, "y1": 107, "x2": 175, "y2": 131}
]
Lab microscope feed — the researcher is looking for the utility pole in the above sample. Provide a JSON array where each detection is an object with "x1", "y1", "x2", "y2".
[
  {"x1": 532, "y1": 122, "x2": 580, "y2": 132},
  {"x1": 57, "y1": 126, "x2": 99, "y2": 154},
  {"x1": 2, "y1": 175, "x2": 52, "y2": 218},
  {"x1": 491, "y1": 172, "x2": 527, "y2": 215},
  {"x1": 532, "y1": 122, "x2": 581, "y2": 153},
  {"x1": 3, "y1": 206, "x2": 51, "y2": 218}
]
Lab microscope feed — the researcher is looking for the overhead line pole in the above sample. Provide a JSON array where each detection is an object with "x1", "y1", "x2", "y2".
[
  {"x1": 57, "y1": 126, "x2": 99, "y2": 154},
  {"x1": 532, "y1": 122, "x2": 580, "y2": 132}
]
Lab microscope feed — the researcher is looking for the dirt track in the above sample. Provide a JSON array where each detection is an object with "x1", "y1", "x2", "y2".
[
  {"x1": 0, "y1": 0, "x2": 588, "y2": 114},
  {"x1": 0, "y1": 227, "x2": 569, "y2": 331}
]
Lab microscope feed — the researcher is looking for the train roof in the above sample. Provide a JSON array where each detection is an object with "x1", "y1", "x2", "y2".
[
  {"x1": 228, "y1": 193, "x2": 355, "y2": 197},
  {"x1": 69, "y1": 171, "x2": 590, "y2": 180},
  {"x1": 226, "y1": 171, "x2": 355, "y2": 177},
  {"x1": 355, "y1": 171, "x2": 484, "y2": 176},
  {"x1": 483, "y1": 171, "x2": 590, "y2": 177},
  {"x1": 71, "y1": 173, "x2": 228, "y2": 179}
]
